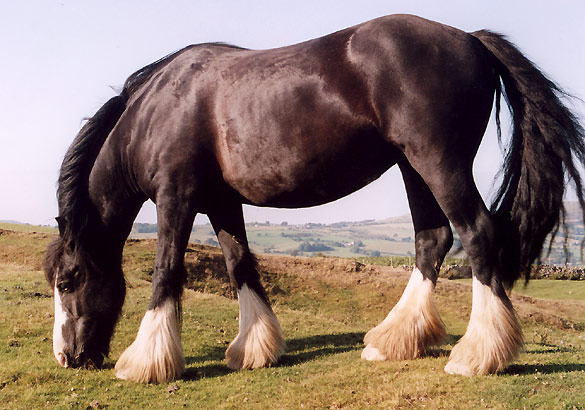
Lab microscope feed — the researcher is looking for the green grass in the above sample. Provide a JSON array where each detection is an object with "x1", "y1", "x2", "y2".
[
  {"x1": 513, "y1": 280, "x2": 585, "y2": 301},
  {"x1": 454, "y1": 278, "x2": 585, "y2": 301},
  {"x1": 1, "y1": 228, "x2": 585, "y2": 409},
  {"x1": 2, "y1": 265, "x2": 584, "y2": 409}
]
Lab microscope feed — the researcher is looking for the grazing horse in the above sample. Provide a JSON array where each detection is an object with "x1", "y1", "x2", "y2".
[{"x1": 45, "y1": 14, "x2": 585, "y2": 383}]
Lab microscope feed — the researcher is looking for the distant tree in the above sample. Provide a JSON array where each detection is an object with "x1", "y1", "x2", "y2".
[
  {"x1": 204, "y1": 238, "x2": 219, "y2": 247},
  {"x1": 297, "y1": 241, "x2": 333, "y2": 252},
  {"x1": 350, "y1": 245, "x2": 366, "y2": 254},
  {"x1": 134, "y1": 223, "x2": 158, "y2": 233}
]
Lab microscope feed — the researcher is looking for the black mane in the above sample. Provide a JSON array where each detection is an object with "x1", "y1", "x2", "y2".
[{"x1": 55, "y1": 48, "x2": 190, "y2": 248}]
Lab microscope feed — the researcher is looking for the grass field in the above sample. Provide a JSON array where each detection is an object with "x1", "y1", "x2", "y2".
[
  {"x1": 1, "y1": 226, "x2": 585, "y2": 409},
  {"x1": 454, "y1": 278, "x2": 585, "y2": 301}
]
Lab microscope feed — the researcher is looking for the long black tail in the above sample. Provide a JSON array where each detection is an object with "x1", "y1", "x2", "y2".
[
  {"x1": 56, "y1": 49, "x2": 186, "y2": 244},
  {"x1": 472, "y1": 30, "x2": 585, "y2": 286}
]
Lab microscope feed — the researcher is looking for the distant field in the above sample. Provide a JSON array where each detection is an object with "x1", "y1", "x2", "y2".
[
  {"x1": 132, "y1": 217, "x2": 418, "y2": 258},
  {"x1": 1, "y1": 228, "x2": 584, "y2": 409},
  {"x1": 130, "y1": 202, "x2": 585, "y2": 265},
  {"x1": 0, "y1": 222, "x2": 56, "y2": 234}
]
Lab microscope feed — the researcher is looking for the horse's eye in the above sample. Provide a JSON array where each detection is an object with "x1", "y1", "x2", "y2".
[{"x1": 57, "y1": 280, "x2": 73, "y2": 293}]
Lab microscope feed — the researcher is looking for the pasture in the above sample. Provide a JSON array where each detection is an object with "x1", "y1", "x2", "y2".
[{"x1": 1, "y1": 225, "x2": 584, "y2": 409}]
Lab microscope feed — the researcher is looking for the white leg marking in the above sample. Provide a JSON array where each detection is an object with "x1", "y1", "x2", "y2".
[
  {"x1": 444, "y1": 277, "x2": 523, "y2": 376},
  {"x1": 115, "y1": 299, "x2": 185, "y2": 383},
  {"x1": 362, "y1": 268, "x2": 446, "y2": 361},
  {"x1": 226, "y1": 284, "x2": 284, "y2": 370},
  {"x1": 53, "y1": 285, "x2": 69, "y2": 367}
]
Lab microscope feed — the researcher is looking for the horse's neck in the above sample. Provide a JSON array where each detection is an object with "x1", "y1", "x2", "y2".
[{"x1": 88, "y1": 151, "x2": 145, "y2": 248}]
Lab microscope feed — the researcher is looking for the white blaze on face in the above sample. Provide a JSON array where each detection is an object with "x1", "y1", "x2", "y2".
[{"x1": 53, "y1": 285, "x2": 69, "y2": 367}]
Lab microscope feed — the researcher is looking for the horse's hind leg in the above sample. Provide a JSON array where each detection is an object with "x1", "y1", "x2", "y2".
[
  {"x1": 362, "y1": 162, "x2": 450, "y2": 361},
  {"x1": 209, "y1": 203, "x2": 284, "y2": 370},
  {"x1": 407, "y1": 157, "x2": 523, "y2": 376},
  {"x1": 115, "y1": 192, "x2": 195, "y2": 383}
]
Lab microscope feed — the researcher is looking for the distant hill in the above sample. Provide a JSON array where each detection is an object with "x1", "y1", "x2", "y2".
[
  {"x1": 130, "y1": 215, "x2": 416, "y2": 258},
  {"x1": 129, "y1": 202, "x2": 585, "y2": 265}
]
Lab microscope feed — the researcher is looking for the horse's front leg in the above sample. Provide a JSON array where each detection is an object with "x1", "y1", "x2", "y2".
[
  {"x1": 209, "y1": 203, "x2": 284, "y2": 370},
  {"x1": 114, "y1": 198, "x2": 195, "y2": 383}
]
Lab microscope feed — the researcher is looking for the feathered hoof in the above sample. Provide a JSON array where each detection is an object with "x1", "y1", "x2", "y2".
[
  {"x1": 361, "y1": 308, "x2": 446, "y2": 361},
  {"x1": 115, "y1": 300, "x2": 185, "y2": 383},
  {"x1": 226, "y1": 284, "x2": 285, "y2": 370},
  {"x1": 362, "y1": 268, "x2": 446, "y2": 361},
  {"x1": 444, "y1": 330, "x2": 522, "y2": 377},
  {"x1": 444, "y1": 278, "x2": 523, "y2": 376}
]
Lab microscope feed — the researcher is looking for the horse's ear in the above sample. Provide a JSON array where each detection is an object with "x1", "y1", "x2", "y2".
[{"x1": 55, "y1": 216, "x2": 67, "y2": 236}]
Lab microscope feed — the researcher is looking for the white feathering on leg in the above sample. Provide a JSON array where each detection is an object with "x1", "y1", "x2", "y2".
[
  {"x1": 226, "y1": 284, "x2": 284, "y2": 370},
  {"x1": 115, "y1": 299, "x2": 185, "y2": 383},
  {"x1": 444, "y1": 277, "x2": 523, "y2": 376},
  {"x1": 362, "y1": 267, "x2": 446, "y2": 361}
]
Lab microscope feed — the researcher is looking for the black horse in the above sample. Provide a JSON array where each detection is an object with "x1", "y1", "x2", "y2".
[{"x1": 45, "y1": 14, "x2": 585, "y2": 383}]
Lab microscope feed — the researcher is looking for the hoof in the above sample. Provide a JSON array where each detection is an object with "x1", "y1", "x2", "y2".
[
  {"x1": 361, "y1": 344, "x2": 387, "y2": 361},
  {"x1": 226, "y1": 284, "x2": 284, "y2": 370},
  {"x1": 115, "y1": 300, "x2": 185, "y2": 383},
  {"x1": 443, "y1": 278, "x2": 523, "y2": 376},
  {"x1": 363, "y1": 268, "x2": 445, "y2": 361},
  {"x1": 444, "y1": 360, "x2": 475, "y2": 377}
]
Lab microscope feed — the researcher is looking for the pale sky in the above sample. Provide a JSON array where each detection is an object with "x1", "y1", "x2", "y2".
[{"x1": 1, "y1": 1, "x2": 584, "y2": 226}]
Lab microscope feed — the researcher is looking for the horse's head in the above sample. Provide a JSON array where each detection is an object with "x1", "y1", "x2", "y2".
[{"x1": 44, "y1": 232, "x2": 125, "y2": 369}]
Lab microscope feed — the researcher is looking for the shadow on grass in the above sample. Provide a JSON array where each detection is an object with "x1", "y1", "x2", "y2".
[
  {"x1": 184, "y1": 363, "x2": 232, "y2": 380},
  {"x1": 505, "y1": 362, "x2": 585, "y2": 375},
  {"x1": 183, "y1": 332, "x2": 366, "y2": 380},
  {"x1": 524, "y1": 344, "x2": 578, "y2": 355},
  {"x1": 186, "y1": 345, "x2": 226, "y2": 364},
  {"x1": 277, "y1": 332, "x2": 364, "y2": 366}
]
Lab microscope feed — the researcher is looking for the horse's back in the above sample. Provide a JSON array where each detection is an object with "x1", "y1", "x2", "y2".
[{"x1": 104, "y1": 14, "x2": 496, "y2": 209}]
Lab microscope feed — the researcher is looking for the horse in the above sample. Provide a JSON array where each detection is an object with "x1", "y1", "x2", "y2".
[{"x1": 44, "y1": 14, "x2": 585, "y2": 383}]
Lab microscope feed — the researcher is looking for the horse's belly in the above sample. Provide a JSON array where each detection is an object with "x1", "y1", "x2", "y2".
[
  {"x1": 248, "y1": 160, "x2": 395, "y2": 208},
  {"x1": 221, "y1": 131, "x2": 399, "y2": 208}
]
